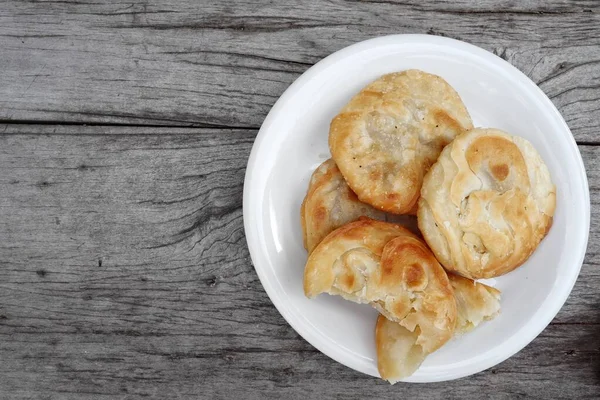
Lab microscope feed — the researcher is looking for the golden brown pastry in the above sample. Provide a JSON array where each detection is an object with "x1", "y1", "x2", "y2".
[
  {"x1": 449, "y1": 274, "x2": 501, "y2": 334},
  {"x1": 304, "y1": 217, "x2": 457, "y2": 358},
  {"x1": 375, "y1": 316, "x2": 425, "y2": 383},
  {"x1": 301, "y1": 159, "x2": 385, "y2": 253},
  {"x1": 376, "y1": 274, "x2": 501, "y2": 383},
  {"x1": 418, "y1": 128, "x2": 556, "y2": 279},
  {"x1": 329, "y1": 70, "x2": 473, "y2": 214}
]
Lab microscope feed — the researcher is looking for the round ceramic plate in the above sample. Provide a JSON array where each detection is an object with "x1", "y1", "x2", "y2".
[{"x1": 243, "y1": 34, "x2": 590, "y2": 382}]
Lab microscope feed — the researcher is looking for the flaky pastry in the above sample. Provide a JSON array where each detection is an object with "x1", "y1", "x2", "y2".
[
  {"x1": 301, "y1": 159, "x2": 385, "y2": 253},
  {"x1": 329, "y1": 70, "x2": 473, "y2": 214},
  {"x1": 376, "y1": 274, "x2": 501, "y2": 383},
  {"x1": 304, "y1": 217, "x2": 457, "y2": 360},
  {"x1": 448, "y1": 274, "x2": 501, "y2": 334},
  {"x1": 418, "y1": 128, "x2": 556, "y2": 279}
]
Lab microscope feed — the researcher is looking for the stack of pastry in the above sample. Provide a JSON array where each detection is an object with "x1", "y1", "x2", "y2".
[{"x1": 301, "y1": 70, "x2": 556, "y2": 383}]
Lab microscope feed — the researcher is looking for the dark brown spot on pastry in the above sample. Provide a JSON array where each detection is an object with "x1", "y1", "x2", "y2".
[
  {"x1": 404, "y1": 263, "x2": 426, "y2": 290},
  {"x1": 341, "y1": 273, "x2": 355, "y2": 289},
  {"x1": 490, "y1": 163, "x2": 509, "y2": 181},
  {"x1": 315, "y1": 206, "x2": 327, "y2": 222},
  {"x1": 433, "y1": 109, "x2": 462, "y2": 133}
]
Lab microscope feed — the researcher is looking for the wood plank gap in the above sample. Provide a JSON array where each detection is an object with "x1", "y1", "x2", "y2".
[
  {"x1": 0, "y1": 120, "x2": 259, "y2": 130},
  {"x1": 576, "y1": 140, "x2": 600, "y2": 146}
]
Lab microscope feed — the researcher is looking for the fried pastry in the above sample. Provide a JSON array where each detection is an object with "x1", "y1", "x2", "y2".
[
  {"x1": 418, "y1": 128, "x2": 555, "y2": 279},
  {"x1": 448, "y1": 274, "x2": 501, "y2": 334},
  {"x1": 301, "y1": 159, "x2": 385, "y2": 253},
  {"x1": 376, "y1": 274, "x2": 501, "y2": 383},
  {"x1": 304, "y1": 217, "x2": 457, "y2": 360},
  {"x1": 329, "y1": 70, "x2": 473, "y2": 214}
]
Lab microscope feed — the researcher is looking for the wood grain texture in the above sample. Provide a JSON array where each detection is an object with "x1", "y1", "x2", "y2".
[
  {"x1": 1, "y1": 0, "x2": 600, "y2": 142},
  {"x1": 0, "y1": 125, "x2": 598, "y2": 399},
  {"x1": 1, "y1": 1, "x2": 599, "y2": 398}
]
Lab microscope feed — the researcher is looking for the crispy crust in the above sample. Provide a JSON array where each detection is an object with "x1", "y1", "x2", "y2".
[
  {"x1": 301, "y1": 159, "x2": 385, "y2": 253},
  {"x1": 418, "y1": 128, "x2": 556, "y2": 279},
  {"x1": 448, "y1": 274, "x2": 501, "y2": 334},
  {"x1": 303, "y1": 217, "x2": 457, "y2": 362},
  {"x1": 329, "y1": 70, "x2": 473, "y2": 214},
  {"x1": 375, "y1": 315, "x2": 425, "y2": 383},
  {"x1": 376, "y1": 274, "x2": 501, "y2": 383}
]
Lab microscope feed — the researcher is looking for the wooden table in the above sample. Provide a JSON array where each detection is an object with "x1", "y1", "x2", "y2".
[{"x1": 1, "y1": 1, "x2": 599, "y2": 398}]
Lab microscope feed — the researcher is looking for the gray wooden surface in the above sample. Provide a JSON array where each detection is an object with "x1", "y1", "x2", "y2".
[{"x1": 1, "y1": 1, "x2": 599, "y2": 399}]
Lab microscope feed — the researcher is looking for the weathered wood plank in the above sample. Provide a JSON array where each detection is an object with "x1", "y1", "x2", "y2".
[
  {"x1": 1, "y1": 1, "x2": 599, "y2": 142},
  {"x1": 0, "y1": 125, "x2": 598, "y2": 399},
  {"x1": 2, "y1": 324, "x2": 599, "y2": 399}
]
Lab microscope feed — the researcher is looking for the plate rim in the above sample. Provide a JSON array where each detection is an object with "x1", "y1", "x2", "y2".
[{"x1": 242, "y1": 33, "x2": 591, "y2": 382}]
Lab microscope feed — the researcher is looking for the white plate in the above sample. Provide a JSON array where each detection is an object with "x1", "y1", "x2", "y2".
[{"x1": 243, "y1": 34, "x2": 590, "y2": 382}]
